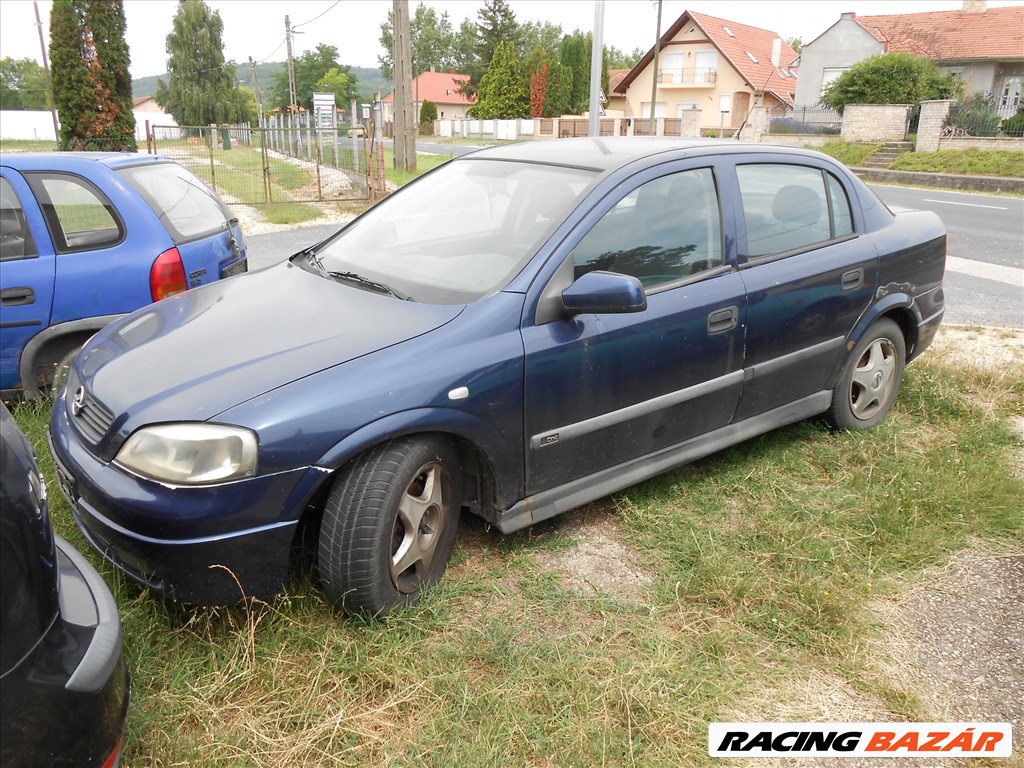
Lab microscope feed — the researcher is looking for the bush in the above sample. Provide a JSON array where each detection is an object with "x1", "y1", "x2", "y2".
[{"x1": 1000, "y1": 107, "x2": 1024, "y2": 137}]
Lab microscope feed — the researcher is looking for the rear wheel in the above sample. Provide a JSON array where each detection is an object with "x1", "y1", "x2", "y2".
[
  {"x1": 826, "y1": 318, "x2": 906, "y2": 431},
  {"x1": 318, "y1": 436, "x2": 461, "y2": 615}
]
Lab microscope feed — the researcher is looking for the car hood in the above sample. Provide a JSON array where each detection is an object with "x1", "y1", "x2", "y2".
[{"x1": 80, "y1": 261, "x2": 464, "y2": 429}]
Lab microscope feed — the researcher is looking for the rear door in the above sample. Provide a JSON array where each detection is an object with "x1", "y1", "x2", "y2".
[
  {"x1": 728, "y1": 160, "x2": 877, "y2": 421},
  {"x1": 0, "y1": 171, "x2": 55, "y2": 391},
  {"x1": 115, "y1": 161, "x2": 246, "y2": 287}
]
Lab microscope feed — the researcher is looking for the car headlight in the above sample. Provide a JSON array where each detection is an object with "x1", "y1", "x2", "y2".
[{"x1": 115, "y1": 423, "x2": 258, "y2": 485}]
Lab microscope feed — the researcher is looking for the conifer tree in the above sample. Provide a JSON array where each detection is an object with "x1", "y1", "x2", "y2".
[
  {"x1": 49, "y1": 0, "x2": 136, "y2": 150},
  {"x1": 470, "y1": 41, "x2": 528, "y2": 119}
]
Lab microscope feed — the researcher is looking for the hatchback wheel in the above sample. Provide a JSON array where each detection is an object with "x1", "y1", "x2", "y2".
[
  {"x1": 318, "y1": 436, "x2": 461, "y2": 615},
  {"x1": 826, "y1": 318, "x2": 906, "y2": 431}
]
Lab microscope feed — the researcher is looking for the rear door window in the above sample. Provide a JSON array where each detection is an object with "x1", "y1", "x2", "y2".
[
  {"x1": 24, "y1": 173, "x2": 123, "y2": 253},
  {"x1": 117, "y1": 163, "x2": 229, "y2": 243},
  {"x1": 736, "y1": 164, "x2": 854, "y2": 257}
]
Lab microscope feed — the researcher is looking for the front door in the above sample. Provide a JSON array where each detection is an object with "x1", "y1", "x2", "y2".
[{"x1": 521, "y1": 165, "x2": 746, "y2": 493}]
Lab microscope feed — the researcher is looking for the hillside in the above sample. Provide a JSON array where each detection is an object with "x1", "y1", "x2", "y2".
[{"x1": 133, "y1": 63, "x2": 390, "y2": 105}]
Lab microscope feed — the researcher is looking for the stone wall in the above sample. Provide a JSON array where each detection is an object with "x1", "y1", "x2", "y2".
[
  {"x1": 916, "y1": 100, "x2": 954, "y2": 153},
  {"x1": 938, "y1": 136, "x2": 1024, "y2": 151},
  {"x1": 841, "y1": 104, "x2": 911, "y2": 142}
]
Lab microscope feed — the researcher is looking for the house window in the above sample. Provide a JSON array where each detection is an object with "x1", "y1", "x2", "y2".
[
  {"x1": 820, "y1": 67, "x2": 849, "y2": 94},
  {"x1": 640, "y1": 102, "x2": 668, "y2": 119},
  {"x1": 1000, "y1": 77, "x2": 1022, "y2": 109},
  {"x1": 694, "y1": 51, "x2": 717, "y2": 83}
]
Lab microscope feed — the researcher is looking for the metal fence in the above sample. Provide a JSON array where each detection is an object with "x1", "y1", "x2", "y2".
[
  {"x1": 149, "y1": 123, "x2": 370, "y2": 205},
  {"x1": 945, "y1": 97, "x2": 1024, "y2": 138},
  {"x1": 768, "y1": 106, "x2": 842, "y2": 135}
]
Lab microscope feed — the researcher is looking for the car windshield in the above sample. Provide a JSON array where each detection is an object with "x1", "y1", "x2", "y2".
[{"x1": 311, "y1": 159, "x2": 595, "y2": 304}]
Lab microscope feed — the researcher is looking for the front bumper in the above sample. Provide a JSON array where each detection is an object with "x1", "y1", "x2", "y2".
[{"x1": 49, "y1": 395, "x2": 316, "y2": 605}]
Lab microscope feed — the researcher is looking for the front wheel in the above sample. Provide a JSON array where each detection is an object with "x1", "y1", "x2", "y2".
[
  {"x1": 826, "y1": 318, "x2": 906, "y2": 431},
  {"x1": 318, "y1": 436, "x2": 461, "y2": 615}
]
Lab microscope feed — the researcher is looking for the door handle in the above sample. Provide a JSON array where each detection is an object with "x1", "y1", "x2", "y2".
[
  {"x1": 0, "y1": 287, "x2": 35, "y2": 306},
  {"x1": 707, "y1": 305, "x2": 739, "y2": 335},
  {"x1": 841, "y1": 268, "x2": 864, "y2": 292}
]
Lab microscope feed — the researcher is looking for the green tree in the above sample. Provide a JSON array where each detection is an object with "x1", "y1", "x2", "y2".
[
  {"x1": 378, "y1": 3, "x2": 457, "y2": 83},
  {"x1": 156, "y1": 0, "x2": 239, "y2": 127},
  {"x1": 316, "y1": 67, "x2": 357, "y2": 109},
  {"x1": 462, "y1": 0, "x2": 519, "y2": 96},
  {"x1": 469, "y1": 40, "x2": 528, "y2": 119},
  {"x1": 272, "y1": 44, "x2": 357, "y2": 112},
  {"x1": 559, "y1": 32, "x2": 589, "y2": 114},
  {"x1": 823, "y1": 52, "x2": 962, "y2": 113},
  {"x1": 605, "y1": 45, "x2": 643, "y2": 70},
  {"x1": 0, "y1": 57, "x2": 51, "y2": 110},
  {"x1": 543, "y1": 60, "x2": 572, "y2": 117},
  {"x1": 49, "y1": 0, "x2": 136, "y2": 150},
  {"x1": 519, "y1": 21, "x2": 563, "y2": 59}
]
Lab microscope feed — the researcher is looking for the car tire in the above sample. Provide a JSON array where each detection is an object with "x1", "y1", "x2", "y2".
[
  {"x1": 318, "y1": 436, "x2": 461, "y2": 615},
  {"x1": 826, "y1": 318, "x2": 906, "y2": 431}
]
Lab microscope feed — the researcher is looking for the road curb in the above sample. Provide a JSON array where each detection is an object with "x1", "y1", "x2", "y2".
[{"x1": 852, "y1": 167, "x2": 1024, "y2": 195}]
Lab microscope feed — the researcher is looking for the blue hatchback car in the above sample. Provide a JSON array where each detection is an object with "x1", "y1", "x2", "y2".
[
  {"x1": 49, "y1": 139, "x2": 946, "y2": 615},
  {"x1": 1, "y1": 152, "x2": 247, "y2": 399}
]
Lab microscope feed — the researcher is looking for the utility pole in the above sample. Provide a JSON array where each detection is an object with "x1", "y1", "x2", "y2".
[
  {"x1": 33, "y1": 0, "x2": 59, "y2": 142},
  {"x1": 248, "y1": 56, "x2": 264, "y2": 127},
  {"x1": 588, "y1": 0, "x2": 605, "y2": 137},
  {"x1": 285, "y1": 15, "x2": 297, "y2": 112},
  {"x1": 392, "y1": 0, "x2": 415, "y2": 172},
  {"x1": 648, "y1": 0, "x2": 663, "y2": 131}
]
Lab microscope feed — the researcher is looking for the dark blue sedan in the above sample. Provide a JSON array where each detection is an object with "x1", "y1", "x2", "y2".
[{"x1": 48, "y1": 139, "x2": 946, "y2": 615}]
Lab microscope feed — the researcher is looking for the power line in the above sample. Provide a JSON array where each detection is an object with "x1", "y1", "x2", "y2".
[
  {"x1": 293, "y1": 0, "x2": 342, "y2": 29},
  {"x1": 258, "y1": 38, "x2": 286, "y2": 63}
]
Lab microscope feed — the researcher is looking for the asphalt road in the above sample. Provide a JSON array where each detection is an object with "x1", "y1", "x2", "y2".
[
  {"x1": 870, "y1": 186, "x2": 1023, "y2": 329},
  {"x1": 245, "y1": 183, "x2": 1023, "y2": 329}
]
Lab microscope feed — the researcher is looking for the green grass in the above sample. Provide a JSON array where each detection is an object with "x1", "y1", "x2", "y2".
[
  {"x1": 0, "y1": 138, "x2": 59, "y2": 152},
  {"x1": 9, "y1": 336, "x2": 1022, "y2": 766},
  {"x1": 382, "y1": 148, "x2": 452, "y2": 188},
  {"x1": 814, "y1": 141, "x2": 885, "y2": 167},
  {"x1": 891, "y1": 149, "x2": 1024, "y2": 177}
]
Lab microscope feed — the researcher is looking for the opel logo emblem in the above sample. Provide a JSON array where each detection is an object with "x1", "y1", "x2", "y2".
[{"x1": 71, "y1": 386, "x2": 86, "y2": 417}]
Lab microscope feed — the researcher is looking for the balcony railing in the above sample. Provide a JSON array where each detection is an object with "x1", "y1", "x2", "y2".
[{"x1": 657, "y1": 68, "x2": 717, "y2": 86}]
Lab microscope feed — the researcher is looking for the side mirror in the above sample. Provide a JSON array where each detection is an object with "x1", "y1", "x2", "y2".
[{"x1": 561, "y1": 271, "x2": 647, "y2": 315}]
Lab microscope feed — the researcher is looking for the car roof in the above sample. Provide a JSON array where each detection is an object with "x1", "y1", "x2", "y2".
[
  {"x1": 458, "y1": 137, "x2": 811, "y2": 172},
  {"x1": 0, "y1": 152, "x2": 171, "y2": 172}
]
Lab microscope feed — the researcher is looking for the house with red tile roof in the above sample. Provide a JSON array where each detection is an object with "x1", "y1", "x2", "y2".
[
  {"x1": 382, "y1": 69, "x2": 474, "y2": 123},
  {"x1": 614, "y1": 10, "x2": 798, "y2": 134},
  {"x1": 793, "y1": 0, "x2": 1023, "y2": 114}
]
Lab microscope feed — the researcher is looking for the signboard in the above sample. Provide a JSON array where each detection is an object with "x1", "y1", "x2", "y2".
[{"x1": 313, "y1": 92, "x2": 336, "y2": 128}]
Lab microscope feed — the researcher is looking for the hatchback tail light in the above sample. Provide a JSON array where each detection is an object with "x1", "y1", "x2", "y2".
[{"x1": 150, "y1": 247, "x2": 187, "y2": 301}]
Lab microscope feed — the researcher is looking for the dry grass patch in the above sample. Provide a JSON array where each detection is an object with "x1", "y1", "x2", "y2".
[{"x1": 530, "y1": 501, "x2": 655, "y2": 603}]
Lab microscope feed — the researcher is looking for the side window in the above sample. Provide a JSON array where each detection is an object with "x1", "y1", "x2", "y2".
[
  {"x1": 572, "y1": 167, "x2": 722, "y2": 290},
  {"x1": 0, "y1": 177, "x2": 37, "y2": 261},
  {"x1": 737, "y1": 164, "x2": 850, "y2": 257},
  {"x1": 25, "y1": 173, "x2": 122, "y2": 253},
  {"x1": 828, "y1": 174, "x2": 854, "y2": 237}
]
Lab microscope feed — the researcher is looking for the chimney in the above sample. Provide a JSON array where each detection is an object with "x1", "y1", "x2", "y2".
[
  {"x1": 771, "y1": 38, "x2": 782, "y2": 67},
  {"x1": 962, "y1": 0, "x2": 987, "y2": 12}
]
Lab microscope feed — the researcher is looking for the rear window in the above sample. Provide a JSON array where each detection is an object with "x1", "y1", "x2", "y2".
[{"x1": 118, "y1": 163, "x2": 229, "y2": 243}]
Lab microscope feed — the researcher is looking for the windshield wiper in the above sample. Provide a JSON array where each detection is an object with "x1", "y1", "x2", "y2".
[{"x1": 303, "y1": 253, "x2": 410, "y2": 300}]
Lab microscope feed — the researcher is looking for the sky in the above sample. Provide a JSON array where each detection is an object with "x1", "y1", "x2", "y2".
[{"x1": 1, "y1": 0, "x2": 1022, "y2": 80}]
